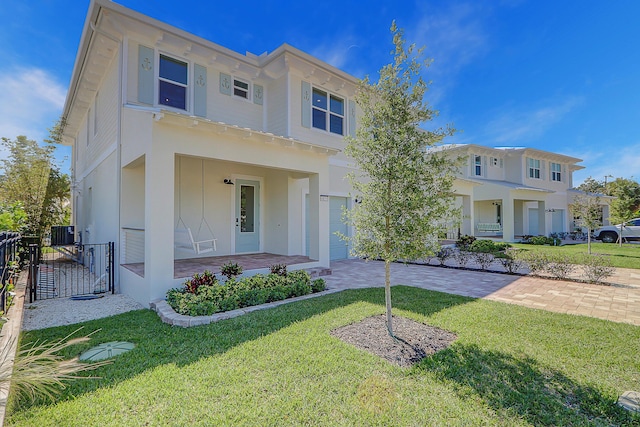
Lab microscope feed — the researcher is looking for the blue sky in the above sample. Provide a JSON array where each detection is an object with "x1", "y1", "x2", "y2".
[{"x1": 1, "y1": 0, "x2": 639, "y2": 185}]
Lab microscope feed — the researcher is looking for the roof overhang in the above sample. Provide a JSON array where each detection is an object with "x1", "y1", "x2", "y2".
[{"x1": 139, "y1": 106, "x2": 340, "y2": 156}]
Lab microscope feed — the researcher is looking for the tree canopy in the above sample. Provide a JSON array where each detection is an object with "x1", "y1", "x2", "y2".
[{"x1": 0, "y1": 123, "x2": 70, "y2": 236}]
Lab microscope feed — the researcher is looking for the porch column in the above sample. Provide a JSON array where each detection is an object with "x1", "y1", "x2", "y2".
[
  {"x1": 145, "y1": 149, "x2": 175, "y2": 303},
  {"x1": 462, "y1": 195, "x2": 473, "y2": 236},
  {"x1": 501, "y1": 197, "x2": 515, "y2": 242},
  {"x1": 308, "y1": 173, "x2": 330, "y2": 267},
  {"x1": 538, "y1": 201, "x2": 547, "y2": 236}
]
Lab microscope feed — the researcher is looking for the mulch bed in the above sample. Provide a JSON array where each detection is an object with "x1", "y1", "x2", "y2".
[{"x1": 331, "y1": 314, "x2": 457, "y2": 367}]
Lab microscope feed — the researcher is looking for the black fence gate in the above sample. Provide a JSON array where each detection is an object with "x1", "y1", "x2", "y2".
[
  {"x1": 1, "y1": 231, "x2": 21, "y2": 314},
  {"x1": 28, "y1": 242, "x2": 114, "y2": 302}
]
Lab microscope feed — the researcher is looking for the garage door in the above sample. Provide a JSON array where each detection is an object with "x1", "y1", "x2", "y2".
[{"x1": 305, "y1": 195, "x2": 349, "y2": 260}]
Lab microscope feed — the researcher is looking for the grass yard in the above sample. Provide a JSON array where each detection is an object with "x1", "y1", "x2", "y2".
[
  {"x1": 6, "y1": 287, "x2": 640, "y2": 426},
  {"x1": 511, "y1": 242, "x2": 640, "y2": 269}
]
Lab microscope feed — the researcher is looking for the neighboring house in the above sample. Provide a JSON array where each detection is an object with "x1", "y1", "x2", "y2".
[
  {"x1": 441, "y1": 144, "x2": 611, "y2": 242},
  {"x1": 62, "y1": 0, "x2": 360, "y2": 305}
]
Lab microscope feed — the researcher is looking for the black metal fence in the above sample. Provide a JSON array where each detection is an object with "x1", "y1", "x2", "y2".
[
  {"x1": 28, "y1": 242, "x2": 115, "y2": 302},
  {"x1": 1, "y1": 231, "x2": 21, "y2": 314}
]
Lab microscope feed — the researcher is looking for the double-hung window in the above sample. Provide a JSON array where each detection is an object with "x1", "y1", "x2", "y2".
[
  {"x1": 159, "y1": 54, "x2": 188, "y2": 110},
  {"x1": 312, "y1": 88, "x2": 344, "y2": 135},
  {"x1": 474, "y1": 155, "x2": 482, "y2": 176},
  {"x1": 528, "y1": 158, "x2": 541, "y2": 179},
  {"x1": 550, "y1": 162, "x2": 562, "y2": 181}
]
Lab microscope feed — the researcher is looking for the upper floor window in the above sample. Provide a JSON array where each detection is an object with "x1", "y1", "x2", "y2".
[
  {"x1": 233, "y1": 78, "x2": 249, "y2": 99},
  {"x1": 312, "y1": 88, "x2": 344, "y2": 135},
  {"x1": 550, "y1": 162, "x2": 562, "y2": 182},
  {"x1": 474, "y1": 155, "x2": 482, "y2": 176},
  {"x1": 528, "y1": 158, "x2": 541, "y2": 179},
  {"x1": 159, "y1": 54, "x2": 188, "y2": 110}
]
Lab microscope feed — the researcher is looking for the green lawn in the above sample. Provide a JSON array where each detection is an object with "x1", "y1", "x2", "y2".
[
  {"x1": 7, "y1": 287, "x2": 640, "y2": 426},
  {"x1": 511, "y1": 242, "x2": 640, "y2": 269}
]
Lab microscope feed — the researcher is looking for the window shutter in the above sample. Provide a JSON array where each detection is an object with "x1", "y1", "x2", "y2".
[
  {"x1": 541, "y1": 160, "x2": 546, "y2": 180},
  {"x1": 348, "y1": 99, "x2": 356, "y2": 138},
  {"x1": 193, "y1": 64, "x2": 207, "y2": 117},
  {"x1": 301, "y1": 81, "x2": 311, "y2": 128},
  {"x1": 219, "y1": 73, "x2": 231, "y2": 95},
  {"x1": 469, "y1": 154, "x2": 474, "y2": 176},
  {"x1": 138, "y1": 45, "x2": 154, "y2": 105},
  {"x1": 483, "y1": 156, "x2": 488, "y2": 177},
  {"x1": 562, "y1": 165, "x2": 567, "y2": 183},
  {"x1": 253, "y1": 84, "x2": 264, "y2": 105}
]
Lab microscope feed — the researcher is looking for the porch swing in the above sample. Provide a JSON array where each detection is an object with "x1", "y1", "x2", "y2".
[{"x1": 175, "y1": 158, "x2": 217, "y2": 254}]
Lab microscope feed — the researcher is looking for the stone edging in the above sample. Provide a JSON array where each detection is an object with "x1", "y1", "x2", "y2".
[
  {"x1": 150, "y1": 288, "x2": 343, "y2": 327},
  {"x1": 0, "y1": 272, "x2": 27, "y2": 427}
]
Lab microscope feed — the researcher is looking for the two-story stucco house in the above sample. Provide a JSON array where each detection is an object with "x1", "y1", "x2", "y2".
[
  {"x1": 442, "y1": 144, "x2": 610, "y2": 242},
  {"x1": 62, "y1": 0, "x2": 366, "y2": 305},
  {"x1": 63, "y1": 1, "x2": 603, "y2": 306}
]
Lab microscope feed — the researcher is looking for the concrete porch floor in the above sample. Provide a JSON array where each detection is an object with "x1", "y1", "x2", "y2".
[{"x1": 122, "y1": 253, "x2": 316, "y2": 279}]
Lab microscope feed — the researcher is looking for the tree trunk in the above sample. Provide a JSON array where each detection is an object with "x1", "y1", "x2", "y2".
[
  {"x1": 587, "y1": 228, "x2": 592, "y2": 255},
  {"x1": 385, "y1": 259, "x2": 393, "y2": 337}
]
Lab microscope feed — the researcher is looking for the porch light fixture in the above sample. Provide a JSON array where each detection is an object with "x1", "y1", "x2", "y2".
[
  {"x1": 545, "y1": 208, "x2": 556, "y2": 213},
  {"x1": 223, "y1": 179, "x2": 234, "y2": 185}
]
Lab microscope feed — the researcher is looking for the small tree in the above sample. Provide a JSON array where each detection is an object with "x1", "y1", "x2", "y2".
[
  {"x1": 607, "y1": 177, "x2": 640, "y2": 246},
  {"x1": 0, "y1": 120, "x2": 71, "y2": 237},
  {"x1": 341, "y1": 22, "x2": 458, "y2": 337},
  {"x1": 570, "y1": 177, "x2": 602, "y2": 254}
]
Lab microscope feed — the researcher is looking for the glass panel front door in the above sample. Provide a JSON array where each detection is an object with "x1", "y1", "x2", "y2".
[{"x1": 235, "y1": 179, "x2": 260, "y2": 253}]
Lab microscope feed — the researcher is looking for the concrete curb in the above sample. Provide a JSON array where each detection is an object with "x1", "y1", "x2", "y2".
[
  {"x1": 151, "y1": 288, "x2": 343, "y2": 327},
  {"x1": 0, "y1": 272, "x2": 28, "y2": 427}
]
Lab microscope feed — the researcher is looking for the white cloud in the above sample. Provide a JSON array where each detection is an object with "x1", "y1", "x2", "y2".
[
  {"x1": 409, "y1": 2, "x2": 491, "y2": 105},
  {"x1": 483, "y1": 96, "x2": 585, "y2": 144},
  {"x1": 0, "y1": 67, "x2": 66, "y2": 142},
  {"x1": 572, "y1": 143, "x2": 640, "y2": 186}
]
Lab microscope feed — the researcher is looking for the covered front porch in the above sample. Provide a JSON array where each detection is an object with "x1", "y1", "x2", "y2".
[
  {"x1": 118, "y1": 109, "x2": 337, "y2": 305},
  {"x1": 123, "y1": 252, "x2": 318, "y2": 279},
  {"x1": 474, "y1": 181, "x2": 555, "y2": 242}
]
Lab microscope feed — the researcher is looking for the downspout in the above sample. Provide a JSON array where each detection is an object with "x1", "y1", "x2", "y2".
[{"x1": 89, "y1": 20, "x2": 123, "y2": 293}]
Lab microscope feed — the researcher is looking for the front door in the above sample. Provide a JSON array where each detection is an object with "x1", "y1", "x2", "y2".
[{"x1": 235, "y1": 179, "x2": 260, "y2": 253}]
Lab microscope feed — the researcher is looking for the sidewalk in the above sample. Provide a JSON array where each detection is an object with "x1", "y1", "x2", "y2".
[{"x1": 323, "y1": 259, "x2": 640, "y2": 326}]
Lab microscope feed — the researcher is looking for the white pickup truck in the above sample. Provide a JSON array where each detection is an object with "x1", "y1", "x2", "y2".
[{"x1": 593, "y1": 218, "x2": 640, "y2": 243}]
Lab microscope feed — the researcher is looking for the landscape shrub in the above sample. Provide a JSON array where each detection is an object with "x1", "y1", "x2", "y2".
[
  {"x1": 311, "y1": 278, "x2": 326, "y2": 293},
  {"x1": 545, "y1": 253, "x2": 576, "y2": 280},
  {"x1": 469, "y1": 239, "x2": 511, "y2": 254},
  {"x1": 456, "y1": 235, "x2": 476, "y2": 249},
  {"x1": 517, "y1": 251, "x2": 548, "y2": 275},
  {"x1": 454, "y1": 250, "x2": 472, "y2": 268},
  {"x1": 579, "y1": 253, "x2": 615, "y2": 284},
  {"x1": 220, "y1": 262, "x2": 243, "y2": 280},
  {"x1": 184, "y1": 270, "x2": 217, "y2": 294},
  {"x1": 269, "y1": 263, "x2": 287, "y2": 276},
  {"x1": 498, "y1": 249, "x2": 525, "y2": 273},
  {"x1": 166, "y1": 268, "x2": 316, "y2": 316},
  {"x1": 436, "y1": 247, "x2": 454, "y2": 265},
  {"x1": 473, "y1": 251, "x2": 494, "y2": 270}
]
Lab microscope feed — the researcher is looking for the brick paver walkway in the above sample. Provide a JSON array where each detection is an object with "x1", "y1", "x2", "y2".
[{"x1": 323, "y1": 259, "x2": 640, "y2": 326}]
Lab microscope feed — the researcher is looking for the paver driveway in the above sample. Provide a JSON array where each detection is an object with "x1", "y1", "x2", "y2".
[{"x1": 323, "y1": 259, "x2": 640, "y2": 326}]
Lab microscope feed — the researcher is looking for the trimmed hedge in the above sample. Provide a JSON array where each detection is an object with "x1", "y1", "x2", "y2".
[{"x1": 167, "y1": 270, "x2": 326, "y2": 316}]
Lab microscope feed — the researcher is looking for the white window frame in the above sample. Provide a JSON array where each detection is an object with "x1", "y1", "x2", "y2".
[
  {"x1": 528, "y1": 158, "x2": 541, "y2": 179},
  {"x1": 157, "y1": 53, "x2": 189, "y2": 112},
  {"x1": 550, "y1": 162, "x2": 562, "y2": 182},
  {"x1": 233, "y1": 78, "x2": 251, "y2": 100},
  {"x1": 474, "y1": 155, "x2": 482, "y2": 176},
  {"x1": 311, "y1": 87, "x2": 345, "y2": 136}
]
